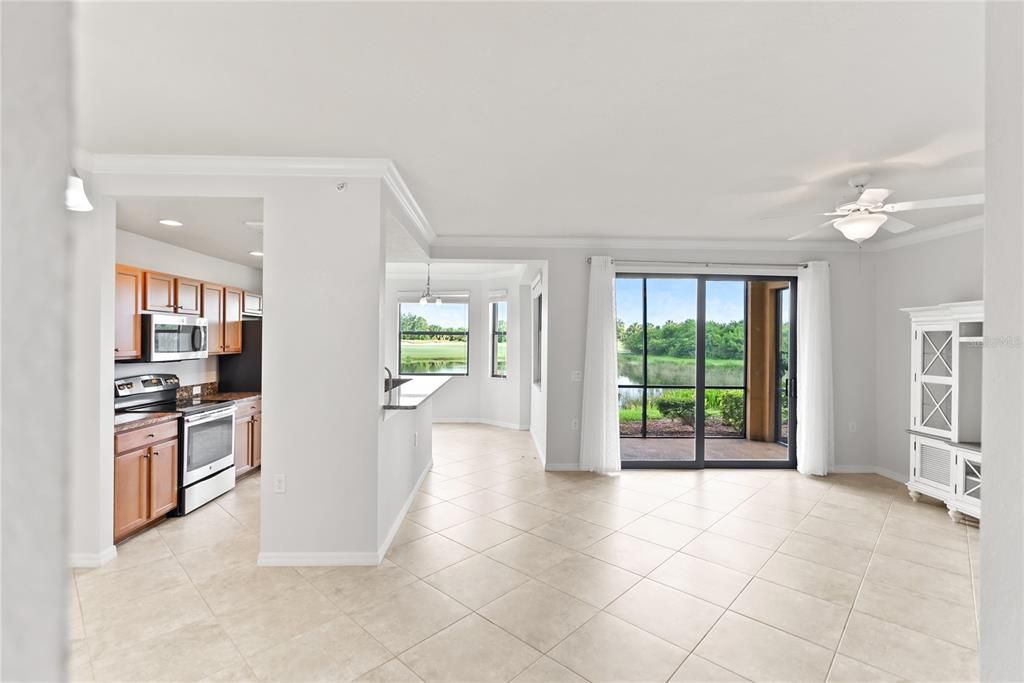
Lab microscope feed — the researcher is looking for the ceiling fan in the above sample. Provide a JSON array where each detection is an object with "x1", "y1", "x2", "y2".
[{"x1": 778, "y1": 175, "x2": 984, "y2": 243}]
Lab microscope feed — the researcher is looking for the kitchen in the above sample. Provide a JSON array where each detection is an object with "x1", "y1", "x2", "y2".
[{"x1": 111, "y1": 197, "x2": 265, "y2": 543}]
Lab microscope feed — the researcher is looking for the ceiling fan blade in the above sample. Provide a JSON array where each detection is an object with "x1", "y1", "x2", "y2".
[
  {"x1": 856, "y1": 188, "x2": 892, "y2": 207},
  {"x1": 883, "y1": 193, "x2": 984, "y2": 213},
  {"x1": 787, "y1": 219, "x2": 837, "y2": 241},
  {"x1": 881, "y1": 216, "x2": 915, "y2": 234}
]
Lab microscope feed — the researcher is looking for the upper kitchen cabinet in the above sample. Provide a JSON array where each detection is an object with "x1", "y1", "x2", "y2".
[
  {"x1": 202, "y1": 283, "x2": 225, "y2": 355},
  {"x1": 243, "y1": 292, "x2": 263, "y2": 316},
  {"x1": 175, "y1": 277, "x2": 202, "y2": 315},
  {"x1": 114, "y1": 264, "x2": 143, "y2": 360},
  {"x1": 142, "y1": 271, "x2": 202, "y2": 315},
  {"x1": 143, "y1": 271, "x2": 176, "y2": 312},
  {"x1": 202, "y1": 284, "x2": 243, "y2": 355},
  {"x1": 224, "y1": 287, "x2": 244, "y2": 353}
]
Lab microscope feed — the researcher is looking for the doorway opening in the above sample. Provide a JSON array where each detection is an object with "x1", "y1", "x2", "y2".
[{"x1": 616, "y1": 274, "x2": 796, "y2": 468}]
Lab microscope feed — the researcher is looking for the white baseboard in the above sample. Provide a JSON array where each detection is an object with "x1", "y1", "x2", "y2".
[
  {"x1": 831, "y1": 464, "x2": 906, "y2": 483},
  {"x1": 376, "y1": 458, "x2": 433, "y2": 562},
  {"x1": 257, "y1": 551, "x2": 380, "y2": 567},
  {"x1": 544, "y1": 462, "x2": 580, "y2": 472},
  {"x1": 432, "y1": 417, "x2": 529, "y2": 431},
  {"x1": 69, "y1": 545, "x2": 118, "y2": 568}
]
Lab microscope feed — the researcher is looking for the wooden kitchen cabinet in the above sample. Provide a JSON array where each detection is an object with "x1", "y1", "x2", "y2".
[
  {"x1": 233, "y1": 400, "x2": 262, "y2": 477},
  {"x1": 142, "y1": 270, "x2": 204, "y2": 316},
  {"x1": 114, "y1": 264, "x2": 143, "y2": 360},
  {"x1": 114, "y1": 446, "x2": 149, "y2": 540},
  {"x1": 148, "y1": 441, "x2": 179, "y2": 518},
  {"x1": 234, "y1": 414, "x2": 252, "y2": 475},
  {"x1": 175, "y1": 277, "x2": 202, "y2": 315},
  {"x1": 143, "y1": 271, "x2": 176, "y2": 313},
  {"x1": 251, "y1": 414, "x2": 261, "y2": 467},
  {"x1": 243, "y1": 292, "x2": 263, "y2": 316},
  {"x1": 202, "y1": 283, "x2": 225, "y2": 355},
  {"x1": 114, "y1": 420, "x2": 179, "y2": 543},
  {"x1": 224, "y1": 287, "x2": 244, "y2": 353}
]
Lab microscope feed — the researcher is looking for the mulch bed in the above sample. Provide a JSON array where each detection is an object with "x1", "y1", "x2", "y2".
[{"x1": 619, "y1": 416, "x2": 742, "y2": 437}]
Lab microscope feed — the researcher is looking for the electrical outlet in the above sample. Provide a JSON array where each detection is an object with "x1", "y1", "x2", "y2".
[
  {"x1": 273, "y1": 474, "x2": 287, "y2": 494},
  {"x1": 414, "y1": 431, "x2": 419, "y2": 447},
  {"x1": 571, "y1": 370, "x2": 582, "y2": 382},
  {"x1": 192, "y1": 385, "x2": 202, "y2": 396},
  {"x1": 571, "y1": 418, "x2": 579, "y2": 431},
  {"x1": 849, "y1": 422, "x2": 857, "y2": 433}
]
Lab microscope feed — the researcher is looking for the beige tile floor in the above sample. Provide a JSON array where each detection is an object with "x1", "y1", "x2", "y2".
[{"x1": 69, "y1": 424, "x2": 981, "y2": 682}]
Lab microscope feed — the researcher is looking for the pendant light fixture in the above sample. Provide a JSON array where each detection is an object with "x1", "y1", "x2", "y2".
[
  {"x1": 419, "y1": 263, "x2": 442, "y2": 305},
  {"x1": 65, "y1": 170, "x2": 94, "y2": 212}
]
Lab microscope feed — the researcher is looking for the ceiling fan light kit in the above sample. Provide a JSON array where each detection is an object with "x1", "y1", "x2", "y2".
[{"x1": 834, "y1": 212, "x2": 887, "y2": 243}]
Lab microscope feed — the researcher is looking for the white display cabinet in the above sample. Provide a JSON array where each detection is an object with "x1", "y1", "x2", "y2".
[{"x1": 903, "y1": 301, "x2": 982, "y2": 523}]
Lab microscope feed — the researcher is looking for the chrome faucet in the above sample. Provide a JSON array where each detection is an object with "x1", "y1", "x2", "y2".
[{"x1": 384, "y1": 366, "x2": 393, "y2": 389}]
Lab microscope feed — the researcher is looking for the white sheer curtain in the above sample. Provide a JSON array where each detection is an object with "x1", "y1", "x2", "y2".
[
  {"x1": 579, "y1": 256, "x2": 621, "y2": 473},
  {"x1": 796, "y1": 260, "x2": 835, "y2": 476}
]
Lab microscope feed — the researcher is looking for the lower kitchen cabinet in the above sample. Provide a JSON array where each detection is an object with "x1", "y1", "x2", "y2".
[
  {"x1": 234, "y1": 401, "x2": 262, "y2": 477},
  {"x1": 114, "y1": 421, "x2": 179, "y2": 543}
]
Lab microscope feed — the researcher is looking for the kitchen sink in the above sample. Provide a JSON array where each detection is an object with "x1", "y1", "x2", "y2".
[{"x1": 384, "y1": 377, "x2": 413, "y2": 392}]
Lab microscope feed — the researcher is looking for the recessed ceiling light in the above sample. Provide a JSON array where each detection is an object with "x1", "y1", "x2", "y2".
[
  {"x1": 249, "y1": 251, "x2": 264, "y2": 257},
  {"x1": 243, "y1": 220, "x2": 263, "y2": 228},
  {"x1": 159, "y1": 219, "x2": 183, "y2": 227}
]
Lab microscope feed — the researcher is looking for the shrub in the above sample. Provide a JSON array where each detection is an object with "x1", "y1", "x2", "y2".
[
  {"x1": 720, "y1": 391, "x2": 745, "y2": 430},
  {"x1": 654, "y1": 390, "x2": 695, "y2": 426}
]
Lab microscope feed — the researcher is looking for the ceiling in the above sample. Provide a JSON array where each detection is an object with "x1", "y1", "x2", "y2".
[
  {"x1": 77, "y1": 2, "x2": 984, "y2": 243},
  {"x1": 116, "y1": 197, "x2": 264, "y2": 268},
  {"x1": 386, "y1": 261, "x2": 528, "y2": 281}
]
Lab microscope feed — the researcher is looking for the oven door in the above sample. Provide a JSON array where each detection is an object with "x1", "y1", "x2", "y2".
[
  {"x1": 145, "y1": 314, "x2": 209, "y2": 361},
  {"x1": 181, "y1": 406, "x2": 236, "y2": 485}
]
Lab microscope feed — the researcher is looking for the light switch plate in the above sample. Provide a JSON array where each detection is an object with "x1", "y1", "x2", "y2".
[{"x1": 571, "y1": 370, "x2": 582, "y2": 382}]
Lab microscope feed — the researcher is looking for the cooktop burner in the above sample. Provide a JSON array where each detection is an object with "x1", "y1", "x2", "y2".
[{"x1": 121, "y1": 398, "x2": 235, "y2": 415}]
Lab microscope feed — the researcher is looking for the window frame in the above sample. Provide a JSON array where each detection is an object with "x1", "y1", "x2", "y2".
[
  {"x1": 397, "y1": 300, "x2": 471, "y2": 377},
  {"x1": 490, "y1": 300, "x2": 508, "y2": 379}
]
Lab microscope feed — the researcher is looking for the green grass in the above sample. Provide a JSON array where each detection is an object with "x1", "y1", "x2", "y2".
[{"x1": 400, "y1": 340, "x2": 467, "y2": 362}]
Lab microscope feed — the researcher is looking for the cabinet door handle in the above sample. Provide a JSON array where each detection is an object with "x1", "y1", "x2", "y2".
[
  {"x1": 146, "y1": 433, "x2": 155, "y2": 439},
  {"x1": 115, "y1": 347, "x2": 120, "y2": 352}
]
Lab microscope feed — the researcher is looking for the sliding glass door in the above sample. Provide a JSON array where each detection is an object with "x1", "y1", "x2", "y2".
[{"x1": 616, "y1": 274, "x2": 797, "y2": 469}]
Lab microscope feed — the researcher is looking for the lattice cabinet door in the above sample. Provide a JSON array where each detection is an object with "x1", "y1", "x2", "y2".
[
  {"x1": 911, "y1": 325, "x2": 955, "y2": 438},
  {"x1": 955, "y1": 451, "x2": 982, "y2": 511}
]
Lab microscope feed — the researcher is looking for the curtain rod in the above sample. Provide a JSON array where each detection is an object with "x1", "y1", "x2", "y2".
[{"x1": 586, "y1": 257, "x2": 808, "y2": 269}]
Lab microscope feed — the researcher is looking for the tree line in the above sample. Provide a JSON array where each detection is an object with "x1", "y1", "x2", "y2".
[
  {"x1": 617, "y1": 319, "x2": 745, "y2": 360},
  {"x1": 400, "y1": 312, "x2": 467, "y2": 341}
]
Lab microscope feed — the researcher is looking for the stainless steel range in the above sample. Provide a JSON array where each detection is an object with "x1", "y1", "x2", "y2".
[{"x1": 114, "y1": 374, "x2": 238, "y2": 514}]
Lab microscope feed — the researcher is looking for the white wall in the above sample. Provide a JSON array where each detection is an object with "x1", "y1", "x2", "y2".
[
  {"x1": 432, "y1": 245, "x2": 878, "y2": 473},
  {"x1": 378, "y1": 404, "x2": 432, "y2": 549},
  {"x1": 872, "y1": 230, "x2": 984, "y2": 480},
  {"x1": 1, "y1": 2, "x2": 71, "y2": 678},
  {"x1": 529, "y1": 267, "x2": 548, "y2": 462},
  {"x1": 384, "y1": 274, "x2": 528, "y2": 429},
  {"x1": 982, "y1": 4, "x2": 1024, "y2": 678},
  {"x1": 116, "y1": 229, "x2": 262, "y2": 292},
  {"x1": 112, "y1": 229, "x2": 263, "y2": 385}
]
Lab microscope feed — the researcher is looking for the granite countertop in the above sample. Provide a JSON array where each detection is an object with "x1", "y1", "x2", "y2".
[
  {"x1": 205, "y1": 391, "x2": 261, "y2": 402},
  {"x1": 382, "y1": 376, "x2": 451, "y2": 410},
  {"x1": 114, "y1": 412, "x2": 180, "y2": 433}
]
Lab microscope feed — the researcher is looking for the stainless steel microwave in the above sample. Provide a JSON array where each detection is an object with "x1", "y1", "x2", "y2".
[{"x1": 142, "y1": 313, "x2": 209, "y2": 362}]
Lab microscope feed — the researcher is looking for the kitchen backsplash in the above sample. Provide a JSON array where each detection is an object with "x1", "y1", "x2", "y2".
[{"x1": 176, "y1": 381, "x2": 219, "y2": 401}]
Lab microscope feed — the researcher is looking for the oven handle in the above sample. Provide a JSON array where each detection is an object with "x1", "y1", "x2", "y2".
[{"x1": 183, "y1": 407, "x2": 237, "y2": 425}]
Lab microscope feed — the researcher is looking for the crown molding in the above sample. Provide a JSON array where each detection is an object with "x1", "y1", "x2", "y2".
[
  {"x1": 83, "y1": 152, "x2": 434, "y2": 250},
  {"x1": 430, "y1": 234, "x2": 861, "y2": 253}
]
